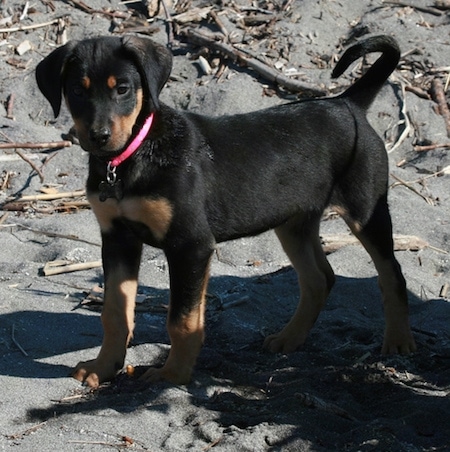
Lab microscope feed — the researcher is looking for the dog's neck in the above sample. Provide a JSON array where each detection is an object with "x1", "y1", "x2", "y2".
[
  {"x1": 98, "y1": 113, "x2": 154, "y2": 202},
  {"x1": 109, "y1": 112, "x2": 155, "y2": 167}
]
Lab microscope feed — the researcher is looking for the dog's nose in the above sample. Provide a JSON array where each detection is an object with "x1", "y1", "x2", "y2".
[{"x1": 89, "y1": 127, "x2": 111, "y2": 146}]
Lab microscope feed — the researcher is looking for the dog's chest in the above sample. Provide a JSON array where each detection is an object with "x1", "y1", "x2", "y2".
[{"x1": 88, "y1": 195, "x2": 173, "y2": 243}]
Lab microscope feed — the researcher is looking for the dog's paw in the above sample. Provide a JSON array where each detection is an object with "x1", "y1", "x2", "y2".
[
  {"x1": 72, "y1": 359, "x2": 119, "y2": 388},
  {"x1": 140, "y1": 365, "x2": 192, "y2": 385},
  {"x1": 382, "y1": 328, "x2": 417, "y2": 355},
  {"x1": 263, "y1": 329, "x2": 307, "y2": 354}
]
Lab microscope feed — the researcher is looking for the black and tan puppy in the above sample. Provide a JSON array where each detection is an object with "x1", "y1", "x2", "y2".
[{"x1": 36, "y1": 34, "x2": 416, "y2": 387}]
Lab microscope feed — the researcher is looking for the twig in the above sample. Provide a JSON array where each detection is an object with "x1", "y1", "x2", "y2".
[
  {"x1": 160, "y1": 0, "x2": 174, "y2": 47},
  {"x1": 431, "y1": 78, "x2": 450, "y2": 138},
  {"x1": 209, "y1": 9, "x2": 229, "y2": 39},
  {"x1": 3, "y1": 223, "x2": 101, "y2": 247},
  {"x1": 404, "y1": 85, "x2": 430, "y2": 100},
  {"x1": 321, "y1": 233, "x2": 431, "y2": 254},
  {"x1": 382, "y1": 0, "x2": 443, "y2": 16},
  {"x1": 0, "y1": 18, "x2": 60, "y2": 34},
  {"x1": 0, "y1": 212, "x2": 10, "y2": 225},
  {"x1": 5, "y1": 189, "x2": 85, "y2": 203},
  {"x1": 0, "y1": 140, "x2": 72, "y2": 149},
  {"x1": 184, "y1": 29, "x2": 327, "y2": 96},
  {"x1": 6, "y1": 93, "x2": 15, "y2": 119},
  {"x1": 387, "y1": 81, "x2": 412, "y2": 153},
  {"x1": 42, "y1": 260, "x2": 102, "y2": 276},
  {"x1": 6, "y1": 422, "x2": 47, "y2": 440},
  {"x1": 414, "y1": 143, "x2": 450, "y2": 151},
  {"x1": 14, "y1": 150, "x2": 44, "y2": 183},
  {"x1": 390, "y1": 173, "x2": 436, "y2": 205},
  {"x1": 11, "y1": 324, "x2": 28, "y2": 357}
]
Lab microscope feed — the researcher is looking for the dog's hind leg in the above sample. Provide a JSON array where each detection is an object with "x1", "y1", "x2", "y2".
[
  {"x1": 264, "y1": 213, "x2": 335, "y2": 353},
  {"x1": 342, "y1": 194, "x2": 416, "y2": 354}
]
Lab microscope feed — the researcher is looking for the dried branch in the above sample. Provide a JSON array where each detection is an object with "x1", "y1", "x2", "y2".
[
  {"x1": 4, "y1": 189, "x2": 85, "y2": 203},
  {"x1": 390, "y1": 173, "x2": 436, "y2": 205},
  {"x1": 183, "y1": 28, "x2": 327, "y2": 96},
  {"x1": 2, "y1": 223, "x2": 101, "y2": 247},
  {"x1": 387, "y1": 81, "x2": 412, "y2": 153},
  {"x1": 14, "y1": 150, "x2": 45, "y2": 183},
  {"x1": 414, "y1": 143, "x2": 450, "y2": 151},
  {"x1": 431, "y1": 78, "x2": 450, "y2": 138},
  {"x1": 42, "y1": 260, "x2": 102, "y2": 276},
  {"x1": 0, "y1": 140, "x2": 72, "y2": 149},
  {"x1": 382, "y1": 1, "x2": 443, "y2": 16},
  {"x1": 0, "y1": 17, "x2": 61, "y2": 34},
  {"x1": 321, "y1": 233, "x2": 431, "y2": 254}
]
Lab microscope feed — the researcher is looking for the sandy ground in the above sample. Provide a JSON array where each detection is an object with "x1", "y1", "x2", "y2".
[{"x1": 0, "y1": 1, "x2": 449, "y2": 450}]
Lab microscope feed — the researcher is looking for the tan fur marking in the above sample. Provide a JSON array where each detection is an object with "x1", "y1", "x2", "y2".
[
  {"x1": 121, "y1": 197, "x2": 173, "y2": 241},
  {"x1": 141, "y1": 267, "x2": 210, "y2": 384},
  {"x1": 88, "y1": 194, "x2": 173, "y2": 241},
  {"x1": 331, "y1": 205, "x2": 363, "y2": 233},
  {"x1": 107, "y1": 75, "x2": 117, "y2": 89},
  {"x1": 82, "y1": 76, "x2": 91, "y2": 90},
  {"x1": 110, "y1": 89, "x2": 144, "y2": 150},
  {"x1": 88, "y1": 195, "x2": 120, "y2": 232},
  {"x1": 72, "y1": 267, "x2": 138, "y2": 387}
]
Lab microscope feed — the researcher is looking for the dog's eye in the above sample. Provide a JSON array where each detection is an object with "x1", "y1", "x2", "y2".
[
  {"x1": 117, "y1": 84, "x2": 129, "y2": 95},
  {"x1": 72, "y1": 85, "x2": 84, "y2": 97}
]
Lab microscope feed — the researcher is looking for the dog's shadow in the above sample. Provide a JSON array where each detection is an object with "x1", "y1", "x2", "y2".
[
  {"x1": 0, "y1": 267, "x2": 440, "y2": 382},
  {"x1": 1, "y1": 267, "x2": 447, "y2": 427}
]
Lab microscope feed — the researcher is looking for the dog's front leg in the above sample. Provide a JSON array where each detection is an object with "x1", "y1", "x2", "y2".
[
  {"x1": 141, "y1": 242, "x2": 213, "y2": 385},
  {"x1": 73, "y1": 225, "x2": 143, "y2": 388}
]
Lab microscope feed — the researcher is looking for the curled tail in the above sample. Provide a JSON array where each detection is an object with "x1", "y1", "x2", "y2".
[{"x1": 332, "y1": 35, "x2": 400, "y2": 110}]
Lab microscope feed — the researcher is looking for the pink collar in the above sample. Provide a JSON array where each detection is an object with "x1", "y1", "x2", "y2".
[{"x1": 109, "y1": 113, "x2": 154, "y2": 167}]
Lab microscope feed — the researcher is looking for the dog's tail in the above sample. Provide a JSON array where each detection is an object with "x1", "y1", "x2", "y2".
[{"x1": 332, "y1": 35, "x2": 400, "y2": 110}]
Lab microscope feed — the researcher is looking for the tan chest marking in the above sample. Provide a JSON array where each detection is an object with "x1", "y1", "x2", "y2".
[{"x1": 89, "y1": 195, "x2": 173, "y2": 242}]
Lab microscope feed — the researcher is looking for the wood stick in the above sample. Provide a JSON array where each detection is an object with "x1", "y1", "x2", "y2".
[
  {"x1": 382, "y1": 1, "x2": 443, "y2": 16},
  {"x1": 5, "y1": 189, "x2": 85, "y2": 203},
  {"x1": 414, "y1": 143, "x2": 450, "y2": 151},
  {"x1": 6, "y1": 93, "x2": 15, "y2": 119},
  {"x1": 321, "y1": 233, "x2": 430, "y2": 254},
  {"x1": 0, "y1": 18, "x2": 60, "y2": 34},
  {"x1": 42, "y1": 260, "x2": 102, "y2": 276},
  {"x1": 14, "y1": 150, "x2": 44, "y2": 183},
  {"x1": 431, "y1": 78, "x2": 450, "y2": 138},
  {"x1": 390, "y1": 173, "x2": 436, "y2": 205},
  {"x1": 9, "y1": 224, "x2": 101, "y2": 247},
  {"x1": 0, "y1": 140, "x2": 72, "y2": 149},
  {"x1": 404, "y1": 85, "x2": 430, "y2": 100},
  {"x1": 184, "y1": 29, "x2": 327, "y2": 96},
  {"x1": 387, "y1": 82, "x2": 411, "y2": 154}
]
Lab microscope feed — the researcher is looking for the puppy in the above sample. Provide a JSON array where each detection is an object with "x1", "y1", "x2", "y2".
[{"x1": 36, "y1": 34, "x2": 416, "y2": 387}]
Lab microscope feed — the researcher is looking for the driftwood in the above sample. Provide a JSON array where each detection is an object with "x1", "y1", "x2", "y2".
[
  {"x1": 183, "y1": 28, "x2": 327, "y2": 96},
  {"x1": 431, "y1": 78, "x2": 450, "y2": 138},
  {"x1": 321, "y1": 233, "x2": 431, "y2": 254},
  {"x1": 0, "y1": 18, "x2": 61, "y2": 34},
  {"x1": 390, "y1": 173, "x2": 436, "y2": 205},
  {"x1": 383, "y1": 0, "x2": 443, "y2": 16},
  {"x1": 4, "y1": 189, "x2": 85, "y2": 204},
  {"x1": 414, "y1": 143, "x2": 450, "y2": 152},
  {"x1": 0, "y1": 140, "x2": 72, "y2": 150},
  {"x1": 42, "y1": 260, "x2": 102, "y2": 276}
]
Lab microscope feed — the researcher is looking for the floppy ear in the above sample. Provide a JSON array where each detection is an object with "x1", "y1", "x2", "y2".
[
  {"x1": 121, "y1": 35, "x2": 173, "y2": 110},
  {"x1": 35, "y1": 41, "x2": 77, "y2": 117}
]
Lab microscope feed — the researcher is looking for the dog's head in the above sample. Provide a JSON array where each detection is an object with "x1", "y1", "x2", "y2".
[{"x1": 35, "y1": 35, "x2": 172, "y2": 156}]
